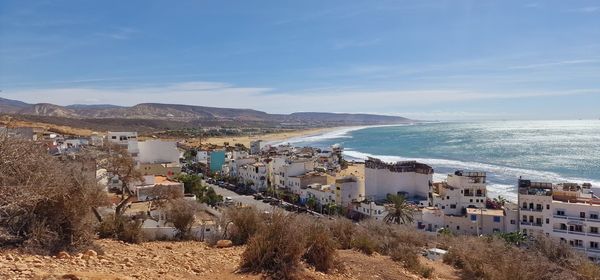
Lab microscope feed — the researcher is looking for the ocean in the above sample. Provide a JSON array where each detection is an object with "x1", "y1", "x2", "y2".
[{"x1": 279, "y1": 120, "x2": 600, "y2": 201}]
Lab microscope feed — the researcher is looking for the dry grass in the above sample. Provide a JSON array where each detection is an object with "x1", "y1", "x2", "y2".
[
  {"x1": 224, "y1": 206, "x2": 263, "y2": 246},
  {"x1": 240, "y1": 211, "x2": 306, "y2": 280},
  {"x1": 302, "y1": 219, "x2": 338, "y2": 273}
]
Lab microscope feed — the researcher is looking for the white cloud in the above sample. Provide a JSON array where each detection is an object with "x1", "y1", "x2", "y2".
[{"x1": 3, "y1": 82, "x2": 599, "y2": 115}]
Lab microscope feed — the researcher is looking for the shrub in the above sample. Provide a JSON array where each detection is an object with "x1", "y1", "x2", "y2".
[
  {"x1": 240, "y1": 210, "x2": 306, "y2": 280},
  {"x1": 0, "y1": 137, "x2": 108, "y2": 254},
  {"x1": 390, "y1": 245, "x2": 420, "y2": 271},
  {"x1": 351, "y1": 230, "x2": 378, "y2": 255},
  {"x1": 116, "y1": 218, "x2": 145, "y2": 244},
  {"x1": 166, "y1": 199, "x2": 197, "y2": 240},
  {"x1": 224, "y1": 206, "x2": 262, "y2": 245},
  {"x1": 303, "y1": 220, "x2": 337, "y2": 272},
  {"x1": 327, "y1": 218, "x2": 355, "y2": 249}
]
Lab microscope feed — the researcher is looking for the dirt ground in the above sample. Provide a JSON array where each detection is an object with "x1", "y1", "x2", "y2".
[{"x1": 0, "y1": 239, "x2": 459, "y2": 280}]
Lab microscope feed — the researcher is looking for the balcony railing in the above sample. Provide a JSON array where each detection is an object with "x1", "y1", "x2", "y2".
[
  {"x1": 521, "y1": 221, "x2": 543, "y2": 227},
  {"x1": 553, "y1": 214, "x2": 585, "y2": 221},
  {"x1": 521, "y1": 208, "x2": 543, "y2": 212},
  {"x1": 552, "y1": 229, "x2": 598, "y2": 237}
]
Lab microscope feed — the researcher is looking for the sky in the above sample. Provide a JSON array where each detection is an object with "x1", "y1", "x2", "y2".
[{"x1": 1, "y1": 0, "x2": 600, "y2": 120}]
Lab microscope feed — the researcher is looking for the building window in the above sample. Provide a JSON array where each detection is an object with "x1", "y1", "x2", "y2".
[
  {"x1": 557, "y1": 210, "x2": 565, "y2": 216},
  {"x1": 591, "y1": 213, "x2": 599, "y2": 220},
  {"x1": 456, "y1": 226, "x2": 460, "y2": 230},
  {"x1": 591, "y1": 241, "x2": 599, "y2": 249},
  {"x1": 546, "y1": 204, "x2": 550, "y2": 210},
  {"x1": 450, "y1": 204, "x2": 456, "y2": 209},
  {"x1": 560, "y1": 224, "x2": 567, "y2": 230},
  {"x1": 493, "y1": 216, "x2": 501, "y2": 223},
  {"x1": 580, "y1": 212, "x2": 586, "y2": 219},
  {"x1": 510, "y1": 220, "x2": 515, "y2": 224},
  {"x1": 522, "y1": 202, "x2": 527, "y2": 209},
  {"x1": 546, "y1": 218, "x2": 550, "y2": 224},
  {"x1": 470, "y1": 215, "x2": 477, "y2": 221},
  {"x1": 470, "y1": 199, "x2": 473, "y2": 203},
  {"x1": 591, "y1": 227, "x2": 599, "y2": 234}
]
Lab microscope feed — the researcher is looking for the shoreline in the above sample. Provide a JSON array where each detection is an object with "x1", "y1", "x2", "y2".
[{"x1": 196, "y1": 126, "x2": 346, "y2": 148}]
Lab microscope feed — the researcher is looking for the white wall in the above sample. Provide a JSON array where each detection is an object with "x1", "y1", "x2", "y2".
[
  {"x1": 138, "y1": 140, "x2": 180, "y2": 164},
  {"x1": 365, "y1": 167, "x2": 432, "y2": 200}
]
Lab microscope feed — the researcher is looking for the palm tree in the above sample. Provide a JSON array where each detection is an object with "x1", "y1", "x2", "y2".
[{"x1": 384, "y1": 194, "x2": 414, "y2": 225}]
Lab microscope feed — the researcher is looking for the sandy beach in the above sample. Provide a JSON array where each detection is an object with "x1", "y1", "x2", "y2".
[{"x1": 186, "y1": 127, "x2": 343, "y2": 148}]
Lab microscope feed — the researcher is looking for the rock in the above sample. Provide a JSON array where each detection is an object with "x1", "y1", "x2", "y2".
[
  {"x1": 56, "y1": 251, "x2": 71, "y2": 259},
  {"x1": 74, "y1": 253, "x2": 83, "y2": 259},
  {"x1": 13, "y1": 264, "x2": 29, "y2": 272},
  {"x1": 62, "y1": 274, "x2": 81, "y2": 280},
  {"x1": 5, "y1": 254, "x2": 14, "y2": 261},
  {"x1": 216, "y1": 240, "x2": 233, "y2": 248},
  {"x1": 165, "y1": 245, "x2": 173, "y2": 250},
  {"x1": 83, "y1": 249, "x2": 98, "y2": 258}
]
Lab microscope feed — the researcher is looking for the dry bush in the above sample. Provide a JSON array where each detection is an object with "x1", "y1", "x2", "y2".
[
  {"x1": 166, "y1": 199, "x2": 197, "y2": 240},
  {"x1": 224, "y1": 206, "x2": 263, "y2": 245},
  {"x1": 96, "y1": 214, "x2": 119, "y2": 239},
  {"x1": 240, "y1": 210, "x2": 306, "y2": 280},
  {"x1": 96, "y1": 214, "x2": 145, "y2": 244},
  {"x1": 442, "y1": 235, "x2": 575, "y2": 280},
  {"x1": 0, "y1": 136, "x2": 108, "y2": 253},
  {"x1": 352, "y1": 220, "x2": 431, "y2": 256},
  {"x1": 327, "y1": 218, "x2": 355, "y2": 249},
  {"x1": 302, "y1": 218, "x2": 338, "y2": 272},
  {"x1": 391, "y1": 245, "x2": 420, "y2": 270},
  {"x1": 351, "y1": 229, "x2": 378, "y2": 255},
  {"x1": 116, "y1": 218, "x2": 144, "y2": 244}
]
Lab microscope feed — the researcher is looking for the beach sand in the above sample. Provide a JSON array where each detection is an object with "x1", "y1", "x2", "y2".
[{"x1": 185, "y1": 127, "x2": 342, "y2": 148}]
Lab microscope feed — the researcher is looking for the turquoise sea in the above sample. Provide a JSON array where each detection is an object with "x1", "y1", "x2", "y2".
[{"x1": 281, "y1": 120, "x2": 600, "y2": 201}]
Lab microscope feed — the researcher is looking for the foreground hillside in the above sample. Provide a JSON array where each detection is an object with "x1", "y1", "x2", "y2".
[{"x1": 0, "y1": 239, "x2": 457, "y2": 280}]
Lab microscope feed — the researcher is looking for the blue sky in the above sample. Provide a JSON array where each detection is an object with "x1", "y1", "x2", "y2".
[{"x1": 1, "y1": 0, "x2": 599, "y2": 120}]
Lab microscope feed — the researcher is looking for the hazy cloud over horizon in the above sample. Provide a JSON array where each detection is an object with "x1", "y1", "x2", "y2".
[{"x1": 1, "y1": 0, "x2": 599, "y2": 120}]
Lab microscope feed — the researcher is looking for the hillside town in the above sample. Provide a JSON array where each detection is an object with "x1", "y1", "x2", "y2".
[{"x1": 2, "y1": 126, "x2": 599, "y2": 264}]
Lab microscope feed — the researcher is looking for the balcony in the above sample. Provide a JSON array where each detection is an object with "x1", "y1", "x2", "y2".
[
  {"x1": 552, "y1": 229, "x2": 588, "y2": 236},
  {"x1": 521, "y1": 208, "x2": 543, "y2": 212},
  {"x1": 521, "y1": 221, "x2": 542, "y2": 227},
  {"x1": 553, "y1": 214, "x2": 585, "y2": 221}
]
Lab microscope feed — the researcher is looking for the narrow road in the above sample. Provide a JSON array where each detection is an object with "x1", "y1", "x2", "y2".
[{"x1": 206, "y1": 182, "x2": 275, "y2": 212}]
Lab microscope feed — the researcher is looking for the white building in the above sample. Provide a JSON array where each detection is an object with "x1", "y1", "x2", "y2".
[
  {"x1": 353, "y1": 201, "x2": 389, "y2": 221},
  {"x1": 303, "y1": 183, "x2": 337, "y2": 208},
  {"x1": 336, "y1": 176, "x2": 365, "y2": 207},
  {"x1": 132, "y1": 175, "x2": 185, "y2": 201},
  {"x1": 518, "y1": 179, "x2": 600, "y2": 261},
  {"x1": 431, "y1": 171, "x2": 487, "y2": 216},
  {"x1": 364, "y1": 158, "x2": 433, "y2": 201},
  {"x1": 250, "y1": 140, "x2": 264, "y2": 155},
  {"x1": 108, "y1": 132, "x2": 139, "y2": 158},
  {"x1": 238, "y1": 163, "x2": 268, "y2": 191},
  {"x1": 137, "y1": 140, "x2": 181, "y2": 164}
]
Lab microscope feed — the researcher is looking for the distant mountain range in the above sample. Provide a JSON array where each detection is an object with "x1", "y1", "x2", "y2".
[{"x1": 0, "y1": 97, "x2": 412, "y2": 130}]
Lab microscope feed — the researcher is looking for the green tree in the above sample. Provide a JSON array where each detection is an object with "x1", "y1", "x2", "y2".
[
  {"x1": 384, "y1": 194, "x2": 414, "y2": 225},
  {"x1": 306, "y1": 196, "x2": 317, "y2": 211},
  {"x1": 200, "y1": 186, "x2": 223, "y2": 206},
  {"x1": 498, "y1": 231, "x2": 527, "y2": 246},
  {"x1": 175, "y1": 173, "x2": 203, "y2": 194}
]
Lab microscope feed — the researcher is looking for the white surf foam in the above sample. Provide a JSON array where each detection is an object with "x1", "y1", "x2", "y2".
[{"x1": 269, "y1": 124, "x2": 413, "y2": 146}]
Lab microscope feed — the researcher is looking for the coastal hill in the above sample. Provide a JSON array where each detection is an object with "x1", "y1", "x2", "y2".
[{"x1": 0, "y1": 97, "x2": 412, "y2": 131}]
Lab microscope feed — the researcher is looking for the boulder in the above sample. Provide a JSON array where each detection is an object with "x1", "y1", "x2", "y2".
[
  {"x1": 215, "y1": 240, "x2": 233, "y2": 248},
  {"x1": 56, "y1": 251, "x2": 71, "y2": 259}
]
